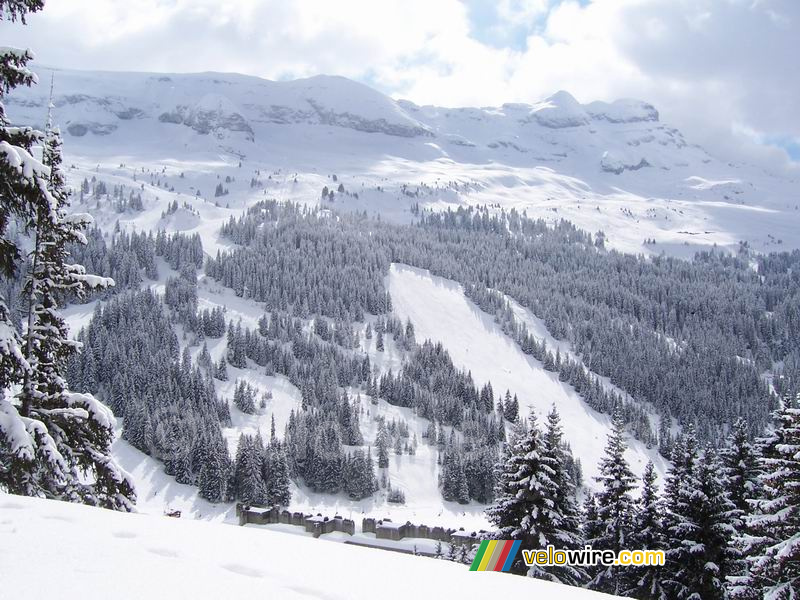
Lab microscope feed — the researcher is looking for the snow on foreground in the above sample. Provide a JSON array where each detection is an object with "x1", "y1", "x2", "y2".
[{"x1": 0, "y1": 494, "x2": 614, "y2": 600}]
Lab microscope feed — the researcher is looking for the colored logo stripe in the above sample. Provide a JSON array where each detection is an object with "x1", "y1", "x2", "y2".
[
  {"x1": 478, "y1": 540, "x2": 498, "y2": 570},
  {"x1": 469, "y1": 541, "x2": 489, "y2": 571},
  {"x1": 485, "y1": 540, "x2": 506, "y2": 570},
  {"x1": 501, "y1": 541, "x2": 521, "y2": 572},
  {"x1": 469, "y1": 540, "x2": 521, "y2": 572},
  {"x1": 493, "y1": 540, "x2": 513, "y2": 571}
]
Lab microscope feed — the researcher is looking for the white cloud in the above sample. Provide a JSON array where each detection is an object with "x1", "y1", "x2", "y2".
[{"x1": 1, "y1": 0, "x2": 796, "y2": 167}]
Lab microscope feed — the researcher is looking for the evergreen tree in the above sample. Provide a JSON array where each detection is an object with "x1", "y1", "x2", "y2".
[
  {"x1": 582, "y1": 492, "x2": 602, "y2": 545},
  {"x1": 265, "y1": 442, "x2": 292, "y2": 507},
  {"x1": 722, "y1": 417, "x2": 762, "y2": 518},
  {"x1": 233, "y1": 380, "x2": 256, "y2": 414},
  {"x1": 658, "y1": 415, "x2": 673, "y2": 458},
  {"x1": 0, "y1": 31, "x2": 134, "y2": 509},
  {"x1": 376, "y1": 423, "x2": 389, "y2": 469},
  {"x1": 234, "y1": 434, "x2": 265, "y2": 505},
  {"x1": 542, "y1": 406, "x2": 586, "y2": 585},
  {"x1": 198, "y1": 447, "x2": 226, "y2": 503},
  {"x1": 589, "y1": 411, "x2": 637, "y2": 594},
  {"x1": 215, "y1": 356, "x2": 228, "y2": 381},
  {"x1": 458, "y1": 543, "x2": 470, "y2": 565},
  {"x1": 504, "y1": 393, "x2": 519, "y2": 422},
  {"x1": 627, "y1": 461, "x2": 666, "y2": 600},
  {"x1": 404, "y1": 318, "x2": 415, "y2": 348},
  {"x1": 486, "y1": 412, "x2": 581, "y2": 583},
  {"x1": 453, "y1": 453, "x2": 470, "y2": 504},
  {"x1": 663, "y1": 433, "x2": 738, "y2": 600},
  {"x1": 446, "y1": 542, "x2": 458, "y2": 562},
  {"x1": 733, "y1": 404, "x2": 800, "y2": 599}
]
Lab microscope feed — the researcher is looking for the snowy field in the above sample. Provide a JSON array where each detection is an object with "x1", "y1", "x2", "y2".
[{"x1": 0, "y1": 493, "x2": 615, "y2": 600}]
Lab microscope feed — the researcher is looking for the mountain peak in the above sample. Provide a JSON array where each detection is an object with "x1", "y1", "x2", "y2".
[{"x1": 529, "y1": 90, "x2": 589, "y2": 128}]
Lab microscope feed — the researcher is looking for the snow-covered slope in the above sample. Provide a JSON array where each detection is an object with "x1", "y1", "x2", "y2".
[
  {"x1": 387, "y1": 263, "x2": 669, "y2": 485},
  {"x1": 1, "y1": 494, "x2": 614, "y2": 600},
  {"x1": 7, "y1": 65, "x2": 799, "y2": 256}
]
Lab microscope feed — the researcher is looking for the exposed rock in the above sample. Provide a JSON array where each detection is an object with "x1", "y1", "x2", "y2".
[
  {"x1": 66, "y1": 122, "x2": 117, "y2": 137},
  {"x1": 587, "y1": 99, "x2": 659, "y2": 124},
  {"x1": 601, "y1": 151, "x2": 651, "y2": 174},
  {"x1": 306, "y1": 98, "x2": 431, "y2": 138},
  {"x1": 115, "y1": 107, "x2": 145, "y2": 120}
]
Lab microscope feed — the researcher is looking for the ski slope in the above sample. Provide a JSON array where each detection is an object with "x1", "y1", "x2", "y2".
[
  {"x1": 386, "y1": 263, "x2": 669, "y2": 485},
  {"x1": 0, "y1": 494, "x2": 615, "y2": 600}
]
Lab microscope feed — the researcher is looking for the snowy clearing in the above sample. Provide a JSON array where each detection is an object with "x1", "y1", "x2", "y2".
[{"x1": 0, "y1": 493, "x2": 614, "y2": 600}]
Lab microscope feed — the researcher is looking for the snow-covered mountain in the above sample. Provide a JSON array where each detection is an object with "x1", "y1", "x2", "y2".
[
  {"x1": 8, "y1": 66, "x2": 799, "y2": 256},
  {"x1": 2, "y1": 67, "x2": 789, "y2": 542}
]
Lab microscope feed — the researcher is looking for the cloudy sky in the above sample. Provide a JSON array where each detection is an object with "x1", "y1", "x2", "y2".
[{"x1": 2, "y1": 0, "x2": 797, "y2": 167}]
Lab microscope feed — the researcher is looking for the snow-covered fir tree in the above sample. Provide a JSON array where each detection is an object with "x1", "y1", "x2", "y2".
[
  {"x1": 582, "y1": 492, "x2": 602, "y2": 547},
  {"x1": 264, "y1": 436, "x2": 292, "y2": 507},
  {"x1": 626, "y1": 461, "x2": 666, "y2": 600},
  {"x1": 233, "y1": 433, "x2": 266, "y2": 505},
  {"x1": 504, "y1": 392, "x2": 519, "y2": 422},
  {"x1": 0, "y1": 11, "x2": 134, "y2": 509},
  {"x1": 233, "y1": 379, "x2": 257, "y2": 414},
  {"x1": 732, "y1": 403, "x2": 800, "y2": 599},
  {"x1": 662, "y1": 429, "x2": 738, "y2": 600},
  {"x1": 722, "y1": 417, "x2": 762, "y2": 520},
  {"x1": 376, "y1": 422, "x2": 390, "y2": 469},
  {"x1": 588, "y1": 410, "x2": 637, "y2": 595},
  {"x1": 440, "y1": 445, "x2": 469, "y2": 504},
  {"x1": 343, "y1": 448, "x2": 377, "y2": 500},
  {"x1": 486, "y1": 411, "x2": 583, "y2": 583},
  {"x1": 541, "y1": 406, "x2": 586, "y2": 586}
]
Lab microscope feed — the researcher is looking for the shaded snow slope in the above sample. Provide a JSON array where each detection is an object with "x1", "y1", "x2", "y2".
[
  {"x1": 0, "y1": 494, "x2": 615, "y2": 600},
  {"x1": 112, "y1": 435, "x2": 236, "y2": 522},
  {"x1": 386, "y1": 263, "x2": 669, "y2": 485},
  {"x1": 7, "y1": 66, "x2": 799, "y2": 256}
]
